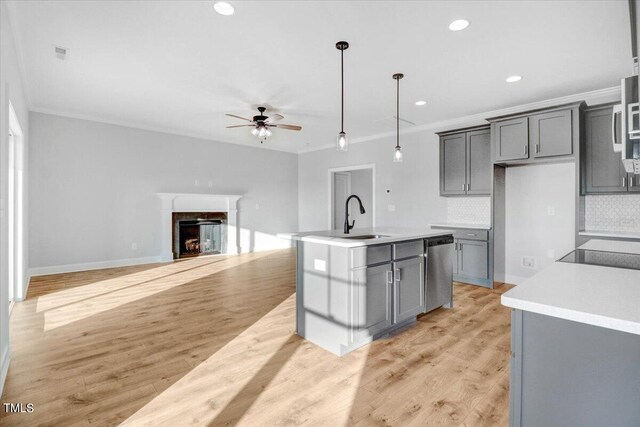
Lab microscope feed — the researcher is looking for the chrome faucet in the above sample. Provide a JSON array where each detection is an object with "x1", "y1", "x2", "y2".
[{"x1": 344, "y1": 194, "x2": 366, "y2": 234}]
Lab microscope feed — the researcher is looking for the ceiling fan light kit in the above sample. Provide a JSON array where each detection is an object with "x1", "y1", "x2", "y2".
[
  {"x1": 336, "y1": 41, "x2": 349, "y2": 152},
  {"x1": 225, "y1": 105, "x2": 301, "y2": 143},
  {"x1": 393, "y1": 73, "x2": 404, "y2": 163}
]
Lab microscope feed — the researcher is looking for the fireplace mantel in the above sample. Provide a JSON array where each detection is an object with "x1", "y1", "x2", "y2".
[{"x1": 157, "y1": 193, "x2": 242, "y2": 261}]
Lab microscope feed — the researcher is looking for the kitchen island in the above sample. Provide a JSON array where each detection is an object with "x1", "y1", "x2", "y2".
[
  {"x1": 279, "y1": 227, "x2": 455, "y2": 356},
  {"x1": 501, "y1": 239, "x2": 640, "y2": 427}
]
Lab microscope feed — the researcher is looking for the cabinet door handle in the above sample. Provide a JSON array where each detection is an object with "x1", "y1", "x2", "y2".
[
  {"x1": 467, "y1": 233, "x2": 476, "y2": 237},
  {"x1": 535, "y1": 144, "x2": 540, "y2": 153},
  {"x1": 623, "y1": 177, "x2": 627, "y2": 188},
  {"x1": 462, "y1": 184, "x2": 465, "y2": 191},
  {"x1": 631, "y1": 176, "x2": 634, "y2": 187},
  {"x1": 386, "y1": 270, "x2": 393, "y2": 284},
  {"x1": 524, "y1": 145, "x2": 528, "y2": 156},
  {"x1": 395, "y1": 268, "x2": 401, "y2": 282},
  {"x1": 467, "y1": 183, "x2": 470, "y2": 191}
]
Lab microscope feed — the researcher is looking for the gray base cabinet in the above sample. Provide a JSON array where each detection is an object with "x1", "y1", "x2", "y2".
[
  {"x1": 296, "y1": 237, "x2": 442, "y2": 356},
  {"x1": 450, "y1": 229, "x2": 492, "y2": 288},
  {"x1": 393, "y1": 256, "x2": 425, "y2": 323},
  {"x1": 510, "y1": 310, "x2": 640, "y2": 427},
  {"x1": 582, "y1": 104, "x2": 640, "y2": 194}
]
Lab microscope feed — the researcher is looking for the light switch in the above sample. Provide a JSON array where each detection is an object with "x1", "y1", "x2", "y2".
[
  {"x1": 314, "y1": 259, "x2": 326, "y2": 272},
  {"x1": 195, "y1": 179, "x2": 200, "y2": 187},
  {"x1": 547, "y1": 206, "x2": 555, "y2": 216},
  {"x1": 547, "y1": 249, "x2": 555, "y2": 259},
  {"x1": 388, "y1": 204, "x2": 396, "y2": 212}
]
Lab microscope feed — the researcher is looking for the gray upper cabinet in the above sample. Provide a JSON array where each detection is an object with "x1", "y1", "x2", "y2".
[
  {"x1": 583, "y1": 105, "x2": 628, "y2": 194},
  {"x1": 489, "y1": 102, "x2": 584, "y2": 165},
  {"x1": 530, "y1": 109, "x2": 573, "y2": 158},
  {"x1": 467, "y1": 129, "x2": 492, "y2": 195},
  {"x1": 350, "y1": 263, "x2": 393, "y2": 341},
  {"x1": 492, "y1": 117, "x2": 529, "y2": 161},
  {"x1": 440, "y1": 133, "x2": 467, "y2": 195},
  {"x1": 393, "y1": 256, "x2": 425, "y2": 323},
  {"x1": 439, "y1": 126, "x2": 491, "y2": 196}
]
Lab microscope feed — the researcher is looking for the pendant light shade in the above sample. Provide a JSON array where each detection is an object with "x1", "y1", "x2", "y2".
[
  {"x1": 393, "y1": 73, "x2": 404, "y2": 162},
  {"x1": 336, "y1": 41, "x2": 349, "y2": 151}
]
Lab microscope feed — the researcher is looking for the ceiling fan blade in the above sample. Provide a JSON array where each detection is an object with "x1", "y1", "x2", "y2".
[
  {"x1": 225, "y1": 113, "x2": 253, "y2": 122},
  {"x1": 272, "y1": 124, "x2": 302, "y2": 131},
  {"x1": 226, "y1": 125, "x2": 254, "y2": 128},
  {"x1": 265, "y1": 114, "x2": 284, "y2": 123}
]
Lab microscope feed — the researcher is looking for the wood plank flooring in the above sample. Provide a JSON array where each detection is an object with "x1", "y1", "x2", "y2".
[{"x1": 1, "y1": 249, "x2": 512, "y2": 426}]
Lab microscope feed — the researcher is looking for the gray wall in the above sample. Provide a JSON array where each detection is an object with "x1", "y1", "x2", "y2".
[
  {"x1": 1, "y1": 0, "x2": 30, "y2": 394},
  {"x1": 504, "y1": 163, "x2": 576, "y2": 284},
  {"x1": 349, "y1": 168, "x2": 373, "y2": 229},
  {"x1": 299, "y1": 132, "x2": 447, "y2": 231},
  {"x1": 28, "y1": 113, "x2": 298, "y2": 270}
]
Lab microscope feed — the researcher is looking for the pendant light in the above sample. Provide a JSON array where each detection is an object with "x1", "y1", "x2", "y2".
[
  {"x1": 336, "y1": 41, "x2": 349, "y2": 151},
  {"x1": 392, "y1": 73, "x2": 404, "y2": 162}
]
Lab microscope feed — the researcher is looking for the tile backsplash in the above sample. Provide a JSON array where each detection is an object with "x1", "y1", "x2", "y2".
[
  {"x1": 446, "y1": 197, "x2": 491, "y2": 225},
  {"x1": 584, "y1": 195, "x2": 640, "y2": 232}
]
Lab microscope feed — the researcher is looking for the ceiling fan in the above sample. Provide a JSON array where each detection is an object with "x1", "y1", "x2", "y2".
[{"x1": 226, "y1": 107, "x2": 302, "y2": 142}]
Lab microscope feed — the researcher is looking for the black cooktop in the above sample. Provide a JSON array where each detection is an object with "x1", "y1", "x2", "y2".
[{"x1": 559, "y1": 249, "x2": 640, "y2": 271}]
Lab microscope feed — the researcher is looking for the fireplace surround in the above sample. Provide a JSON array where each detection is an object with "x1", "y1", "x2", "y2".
[{"x1": 157, "y1": 193, "x2": 242, "y2": 262}]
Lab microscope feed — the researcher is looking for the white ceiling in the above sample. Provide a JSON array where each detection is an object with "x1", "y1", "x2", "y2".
[{"x1": 8, "y1": 0, "x2": 632, "y2": 153}]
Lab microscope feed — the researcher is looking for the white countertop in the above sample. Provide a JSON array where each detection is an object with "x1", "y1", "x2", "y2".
[
  {"x1": 501, "y1": 239, "x2": 640, "y2": 336},
  {"x1": 579, "y1": 230, "x2": 640, "y2": 240},
  {"x1": 277, "y1": 227, "x2": 454, "y2": 248},
  {"x1": 429, "y1": 222, "x2": 492, "y2": 230}
]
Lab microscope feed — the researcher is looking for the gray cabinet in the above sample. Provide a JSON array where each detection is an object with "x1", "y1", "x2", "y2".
[
  {"x1": 351, "y1": 263, "x2": 393, "y2": 341},
  {"x1": 530, "y1": 109, "x2": 573, "y2": 158},
  {"x1": 583, "y1": 104, "x2": 640, "y2": 194},
  {"x1": 448, "y1": 228, "x2": 491, "y2": 288},
  {"x1": 440, "y1": 133, "x2": 467, "y2": 195},
  {"x1": 457, "y1": 239, "x2": 488, "y2": 280},
  {"x1": 492, "y1": 117, "x2": 529, "y2": 161},
  {"x1": 489, "y1": 102, "x2": 584, "y2": 165},
  {"x1": 439, "y1": 126, "x2": 491, "y2": 196},
  {"x1": 467, "y1": 129, "x2": 492, "y2": 195},
  {"x1": 393, "y1": 256, "x2": 425, "y2": 323}
]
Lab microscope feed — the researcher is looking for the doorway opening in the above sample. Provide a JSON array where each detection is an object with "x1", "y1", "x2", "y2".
[
  {"x1": 8, "y1": 102, "x2": 24, "y2": 311},
  {"x1": 328, "y1": 164, "x2": 375, "y2": 231}
]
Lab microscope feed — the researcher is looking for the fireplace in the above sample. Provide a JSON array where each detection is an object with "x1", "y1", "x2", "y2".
[{"x1": 172, "y1": 212, "x2": 228, "y2": 259}]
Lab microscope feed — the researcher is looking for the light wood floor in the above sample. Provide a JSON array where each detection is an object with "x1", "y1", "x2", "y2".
[{"x1": 1, "y1": 249, "x2": 512, "y2": 426}]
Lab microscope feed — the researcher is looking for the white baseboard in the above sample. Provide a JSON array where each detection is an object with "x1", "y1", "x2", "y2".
[
  {"x1": 503, "y1": 274, "x2": 530, "y2": 286},
  {"x1": 28, "y1": 256, "x2": 164, "y2": 277},
  {"x1": 0, "y1": 347, "x2": 10, "y2": 398}
]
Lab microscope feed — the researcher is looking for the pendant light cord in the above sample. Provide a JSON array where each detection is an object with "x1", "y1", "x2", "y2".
[
  {"x1": 341, "y1": 48, "x2": 344, "y2": 133},
  {"x1": 396, "y1": 77, "x2": 400, "y2": 149}
]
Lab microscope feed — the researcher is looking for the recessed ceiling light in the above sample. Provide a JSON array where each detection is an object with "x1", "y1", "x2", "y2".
[
  {"x1": 415, "y1": 100, "x2": 427, "y2": 106},
  {"x1": 448, "y1": 19, "x2": 470, "y2": 31},
  {"x1": 506, "y1": 75, "x2": 523, "y2": 83},
  {"x1": 214, "y1": 1, "x2": 234, "y2": 16}
]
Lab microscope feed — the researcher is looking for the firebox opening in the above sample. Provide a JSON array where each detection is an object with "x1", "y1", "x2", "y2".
[{"x1": 172, "y1": 212, "x2": 228, "y2": 259}]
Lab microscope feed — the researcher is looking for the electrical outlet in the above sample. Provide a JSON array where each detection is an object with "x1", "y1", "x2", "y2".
[
  {"x1": 547, "y1": 249, "x2": 555, "y2": 259},
  {"x1": 387, "y1": 204, "x2": 396, "y2": 212},
  {"x1": 522, "y1": 256, "x2": 536, "y2": 269},
  {"x1": 620, "y1": 218, "x2": 634, "y2": 227},
  {"x1": 547, "y1": 206, "x2": 555, "y2": 216},
  {"x1": 194, "y1": 179, "x2": 200, "y2": 187},
  {"x1": 208, "y1": 181, "x2": 213, "y2": 187},
  {"x1": 255, "y1": 203, "x2": 260, "y2": 210},
  {"x1": 131, "y1": 242, "x2": 138, "y2": 250}
]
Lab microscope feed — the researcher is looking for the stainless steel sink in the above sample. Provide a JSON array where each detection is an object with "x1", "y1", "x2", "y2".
[{"x1": 339, "y1": 234, "x2": 389, "y2": 240}]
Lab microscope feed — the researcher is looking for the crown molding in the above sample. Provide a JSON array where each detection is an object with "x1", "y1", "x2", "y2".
[
  {"x1": 29, "y1": 107, "x2": 300, "y2": 154},
  {"x1": 298, "y1": 86, "x2": 621, "y2": 154}
]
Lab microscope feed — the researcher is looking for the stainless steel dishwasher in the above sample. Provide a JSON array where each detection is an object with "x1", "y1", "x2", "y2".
[{"x1": 425, "y1": 235, "x2": 454, "y2": 312}]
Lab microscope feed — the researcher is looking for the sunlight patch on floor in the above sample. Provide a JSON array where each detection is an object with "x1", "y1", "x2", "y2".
[
  {"x1": 120, "y1": 294, "x2": 300, "y2": 426},
  {"x1": 40, "y1": 251, "x2": 274, "y2": 331}
]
